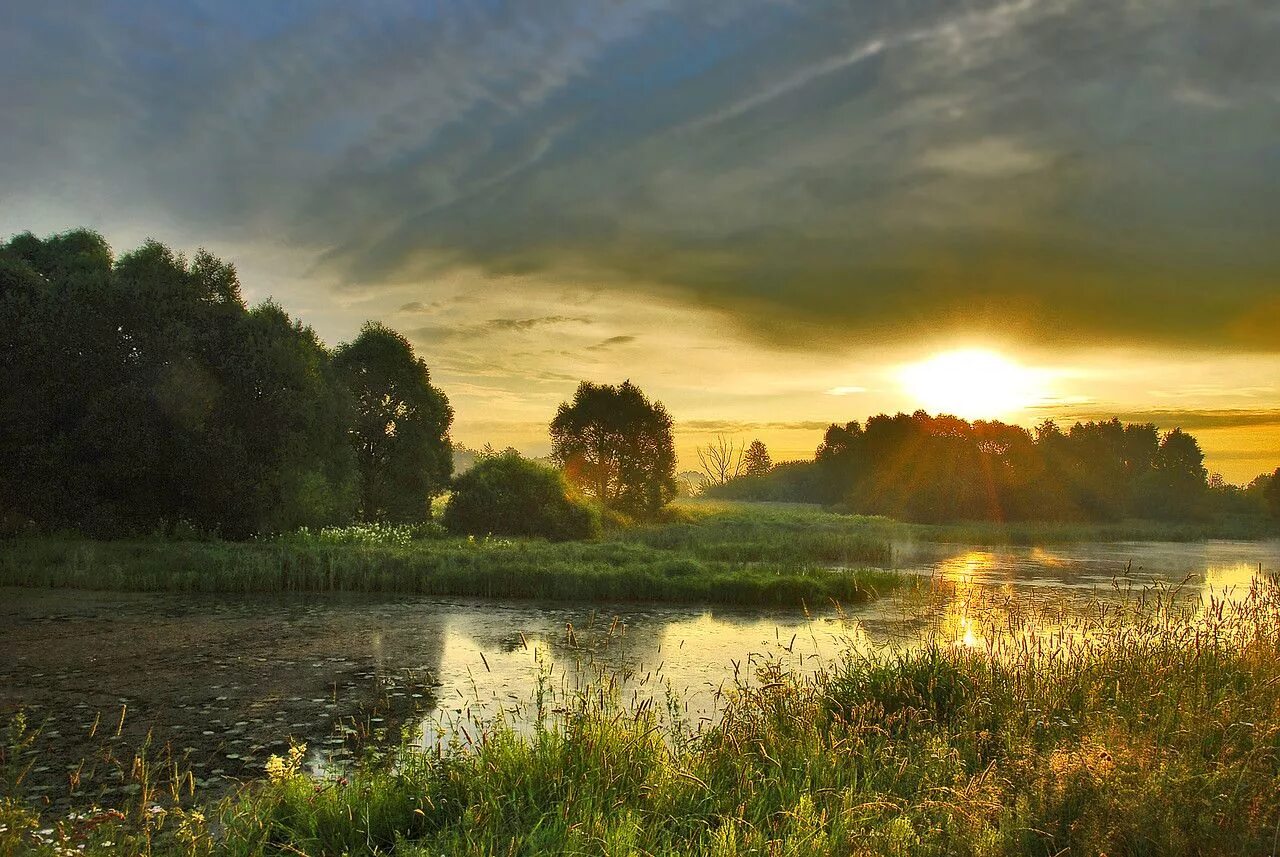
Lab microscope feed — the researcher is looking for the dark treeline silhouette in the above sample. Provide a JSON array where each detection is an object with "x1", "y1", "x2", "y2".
[
  {"x1": 0, "y1": 230, "x2": 452, "y2": 537},
  {"x1": 715, "y1": 411, "x2": 1279, "y2": 524}
]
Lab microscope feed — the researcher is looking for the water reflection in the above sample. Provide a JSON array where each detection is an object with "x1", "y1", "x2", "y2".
[{"x1": 2, "y1": 538, "x2": 1278, "y2": 800}]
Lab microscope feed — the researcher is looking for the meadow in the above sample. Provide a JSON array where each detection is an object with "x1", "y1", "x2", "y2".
[{"x1": 4, "y1": 570, "x2": 1278, "y2": 856}]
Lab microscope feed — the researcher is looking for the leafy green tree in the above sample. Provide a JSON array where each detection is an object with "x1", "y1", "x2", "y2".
[
  {"x1": 743, "y1": 439, "x2": 773, "y2": 477},
  {"x1": 1, "y1": 230, "x2": 358, "y2": 536},
  {"x1": 443, "y1": 451, "x2": 600, "y2": 541},
  {"x1": 550, "y1": 380, "x2": 676, "y2": 517},
  {"x1": 334, "y1": 323, "x2": 453, "y2": 522}
]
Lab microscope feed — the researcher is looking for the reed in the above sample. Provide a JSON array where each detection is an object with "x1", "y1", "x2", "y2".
[{"x1": 6, "y1": 572, "x2": 1278, "y2": 855}]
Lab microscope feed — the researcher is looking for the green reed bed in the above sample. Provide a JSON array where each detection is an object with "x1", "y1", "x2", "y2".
[
  {"x1": 0, "y1": 535, "x2": 900, "y2": 607},
  {"x1": 5, "y1": 574, "x2": 1279, "y2": 856}
]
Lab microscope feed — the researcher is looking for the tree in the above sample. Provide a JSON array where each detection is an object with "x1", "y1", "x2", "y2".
[
  {"x1": 443, "y1": 451, "x2": 600, "y2": 541},
  {"x1": 1, "y1": 230, "x2": 358, "y2": 536},
  {"x1": 698, "y1": 435, "x2": 743, "y2": 486},
  {"x1": 1137, "y1": 428, "x2": 1208, "y2": 520},
  {"x1": 333, "y1": 323, "x2": 453, "y2": 522},
  {"x1": 743, "y1": 439, "x2": 772, "y2": 477},
  {"x1": 549, "y1": 380, "x2": 676, "y2": 517},
  {"x1": 1264, "y1": 468, "x2": 1280, "y2": 523}
]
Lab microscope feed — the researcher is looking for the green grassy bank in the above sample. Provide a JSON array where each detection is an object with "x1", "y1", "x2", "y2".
[
  {"x1": 0, "y1": 504, "x2": 900, "y2": 606},
  {"x1": 5, "y1": 574, "x2": 1279, "y2": 855},
  {"x1": 3, "y1": 500, "x2": 1273, "y2": 604}
]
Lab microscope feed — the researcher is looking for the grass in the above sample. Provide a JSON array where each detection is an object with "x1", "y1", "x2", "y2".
[
  {"x1": 4, "y1": 500, "x2": 1273, "y2": 604},
  {"x1": 0, "y1": 514, "x2": 900, "y2": 607},
  {"x1": 666, "y1": 499, "x2": 1278, "y2": 545},
  {"x1": 4, "y1": 572, "x2": 1278, "y2": 855}
]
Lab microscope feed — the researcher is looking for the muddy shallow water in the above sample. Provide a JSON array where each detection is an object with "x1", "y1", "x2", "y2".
[{"x1": 3, "y1": 538, "x2": 1278, "y2": 809}]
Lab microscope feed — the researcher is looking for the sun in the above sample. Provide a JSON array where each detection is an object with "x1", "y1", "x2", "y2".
[{"x1": 900, "y1": 349, "x2": 1047, "y2": 419}]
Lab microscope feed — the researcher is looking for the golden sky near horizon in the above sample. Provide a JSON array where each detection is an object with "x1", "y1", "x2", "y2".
[{"x1": 4, "y1": 1, "x2": 1278, "y2": 483}]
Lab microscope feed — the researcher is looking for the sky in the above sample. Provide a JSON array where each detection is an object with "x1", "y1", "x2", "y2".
[{"x1": 3, "y1": 0, "x2": 1278, "y2": 482}]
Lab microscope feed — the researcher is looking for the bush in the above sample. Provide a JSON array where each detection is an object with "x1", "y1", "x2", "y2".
[{"x1": 443, "y1": 452, "x2": 601, "y2": 541}]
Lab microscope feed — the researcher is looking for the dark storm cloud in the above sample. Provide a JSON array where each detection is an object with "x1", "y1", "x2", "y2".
[{"x1": 4, "y1": 0, "x2": 1278, "y2": 349}]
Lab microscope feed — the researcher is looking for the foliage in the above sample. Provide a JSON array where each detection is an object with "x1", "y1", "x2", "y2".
[
  {"x1": 0, "y1": 503, "x2": 904, "y2": 606},
  {"x1": 706, "y1": 461, "x2": 825, "y2": 503},
  {"x1": 333, "y1": 322, "x2": 453, "y2": 522},
  {"x1": 0, "y1": 230, "x2": 359, "y2": 537},
  {"x1": 444, "y1": 451, "x2": 601, "y2": 541},
  {"x1": 742, "y1": 438, "x2": 772, "y2": 476},
  {"x1": 1264, "y1": 468, "x2": 1280, "y2": 522},
  {"x1": 804, "y1": 411, "x2": 1223, "y2": 523},
  {"x1": 550, "y1": 380, "x2": 677, "y2": 517},
  {"x1": 273, "y1": 521, "x2": 446, "y2": 547},
  {"x1": 0, "y1": 230, "x2": 460, "y2": 536}
]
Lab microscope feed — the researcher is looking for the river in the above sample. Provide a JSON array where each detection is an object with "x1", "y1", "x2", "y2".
[{"x1": 2, "y1": 538, "x2": 1278, "y2": 809}]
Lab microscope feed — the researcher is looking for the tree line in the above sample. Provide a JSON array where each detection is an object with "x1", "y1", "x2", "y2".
[
  {"x1": 711, "y1": 411, "x2": 1280, "y2": 524},
  {"x1": 0, "y1": 230, "x2": 678, "y2": 539},
  {"x1": 4, "y1": 229, "x2": 1275, "y2": 538},
  {"x1": 0, "y1": 230, "x2": 452, "y2": 537}
]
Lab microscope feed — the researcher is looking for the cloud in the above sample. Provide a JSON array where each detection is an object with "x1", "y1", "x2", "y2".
[
  {"x1": 413, "y1": 315, "x2": 590, "y2": 341},
  {"x1": 586, "y1": 334, "x2": 637, "y2": 350},
  {"x1": 826, "y1": 386, "x2": 868, "y2": 396},
  {"x1": 3, "y1": 1, "x2": 1279, "y2": 351}
]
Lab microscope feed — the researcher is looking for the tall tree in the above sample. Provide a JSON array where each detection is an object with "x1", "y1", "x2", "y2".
[
  {"x1": 0, "y1": 230, "x2": 358, "y2": 536},
  {"x1": 550, "y1": 380, "x2": 676, "y2": 517},
  {"x1": 1137, "y1": 427, "x2": 1208, "y2": 520},
  {"x1": 743, "y1": 439, "x2": 773, "y2": 477},
  {"x1": 333, "y1": 323, "x2": 453, "y2": 522}
]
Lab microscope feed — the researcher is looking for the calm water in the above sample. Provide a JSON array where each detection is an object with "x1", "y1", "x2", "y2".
[{"x1": 3, "y1": 538, "x2": 1278, "y2": 804}]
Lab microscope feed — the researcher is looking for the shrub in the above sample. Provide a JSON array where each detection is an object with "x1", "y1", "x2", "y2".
[{"x1": 443, "y1": 452, "x2": 601, "y2": 541}]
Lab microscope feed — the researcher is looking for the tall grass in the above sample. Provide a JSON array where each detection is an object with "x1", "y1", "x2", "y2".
[
  {"x1": 6, "y1": 573, "x2": 1278, "y2": 855},
  {"x1": 0, "y1": 535, "x2": 899, "y2": 607},
  {"x1": 670, "y1": 499, "x2": 1278, "y2": 545}
]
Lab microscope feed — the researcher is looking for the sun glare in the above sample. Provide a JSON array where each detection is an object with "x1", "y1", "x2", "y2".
[{"x1": 901, "y1": 349, "x2": 1047, "y2": 419}]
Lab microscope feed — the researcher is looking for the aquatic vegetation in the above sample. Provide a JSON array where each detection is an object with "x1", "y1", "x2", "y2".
[
  {"x1": 0, "y1": 504, "x2": 903, "y2": 606},
  {"x1": 5, "y1": 572, "x2": 1279, "y2": 855}
]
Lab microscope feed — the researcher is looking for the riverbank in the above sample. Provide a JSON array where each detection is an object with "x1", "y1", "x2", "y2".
[
  {"x1": 4, "y1": 571, "x2": 1277, "y2": 855},
  {"x1": 0, "y1": 502, "x2": 902, "y2": 606},
  {"x1": 3, "y1": 501, "x2": 1273, "y2": 605}
]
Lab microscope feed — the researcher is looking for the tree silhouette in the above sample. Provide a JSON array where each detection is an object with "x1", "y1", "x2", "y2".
[
  {"x1": 698, "y1": 435, "x2": 743, "y2": 486},
  {"x1": 1264, "y1": 468, "x2": 1280, "y2": 523},
  {"x1": 550, "y1": 380, "x2": 676, "y2": 516},
  {"x1": 743, "y1": 439, "x2": 772, "y2": 477},
  {"x1": 333, "y1": 322, "x2": 453, "y2": 522}
]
